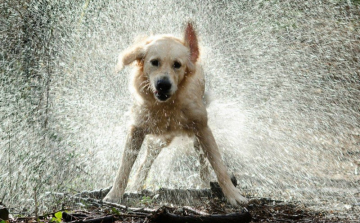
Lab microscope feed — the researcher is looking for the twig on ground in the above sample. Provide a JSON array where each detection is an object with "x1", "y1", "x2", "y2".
[
  {"x1": 149, "y1": 207, "x2": 252, "y2": 223},
  {"x1": 183, "y1": 206, "x2": 209, "y2": 216}
]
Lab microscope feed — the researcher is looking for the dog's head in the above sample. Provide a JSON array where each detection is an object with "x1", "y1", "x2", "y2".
[{"x1": 117, "y1": 22, "x2": 199, "y2": 102}]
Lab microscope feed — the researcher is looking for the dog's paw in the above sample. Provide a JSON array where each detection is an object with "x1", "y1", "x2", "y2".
[
  {"x1": 223, "y1": 186, "x2": 248, "y2": 206},
  {"x1": 102, "y1": 190, "x2": 122, "y2": 204}
]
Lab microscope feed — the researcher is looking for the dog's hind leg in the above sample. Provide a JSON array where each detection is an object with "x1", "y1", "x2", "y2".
[
  {"x1": 194, "y1": 137, "x2": 211, "y2": 188},
  {"x1": 103, "y1": 126, "x2": 145, "y2": 203},
  {"x1": 131, "y1": 136, "x2": 173, "y2": 192}
]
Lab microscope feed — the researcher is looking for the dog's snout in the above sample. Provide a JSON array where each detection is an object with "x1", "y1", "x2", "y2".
[
  {"x1": 156, "y1": 77, "x2": 172, "y2": 92},
  {"x1": 154, "y1": 77, "x2": 172, "y2": 101}
]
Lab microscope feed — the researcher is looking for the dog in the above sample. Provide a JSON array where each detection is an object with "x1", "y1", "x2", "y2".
[{"x1": 103, "y1": 22, "x2": 248, "y2": 206}]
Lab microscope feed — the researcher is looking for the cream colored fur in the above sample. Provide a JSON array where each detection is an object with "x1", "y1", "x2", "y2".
[{"x1": 103, "y1": 23, "x2": 248, "y2": 206}]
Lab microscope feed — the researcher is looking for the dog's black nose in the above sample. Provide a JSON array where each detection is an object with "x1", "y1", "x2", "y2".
[{"x1": 156, "y1": 78, "x2": 171, "y2": 92}]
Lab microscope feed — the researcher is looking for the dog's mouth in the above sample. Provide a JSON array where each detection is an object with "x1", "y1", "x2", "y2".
[{"x1": 154, "y1": 91, "x2": 170, "y2": 101}]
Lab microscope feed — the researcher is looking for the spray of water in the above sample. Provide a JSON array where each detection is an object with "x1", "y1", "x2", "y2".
[{"x1": 1, "y1": 0, "x2": 359, "y2": 216}]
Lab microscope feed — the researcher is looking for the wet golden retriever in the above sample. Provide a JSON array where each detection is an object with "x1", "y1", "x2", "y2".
[{"x1": 103, "y1": 22, "x2": 248, "y2": 206}]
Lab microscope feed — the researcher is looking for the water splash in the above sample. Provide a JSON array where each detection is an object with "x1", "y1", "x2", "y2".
[{"x1": 1, "y1": 0, "x2": 359, "y2": 215}]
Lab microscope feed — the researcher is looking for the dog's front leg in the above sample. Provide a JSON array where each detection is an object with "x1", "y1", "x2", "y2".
[
  {"x1": 196, "y1": 126, "x2": 248, "y2": 206},
  {"x1": 103, "y1": 125, "x2": 145, "y2": 203},
  {"x1": 194, "y1": 137, "x2": 211, "y2": 187}
]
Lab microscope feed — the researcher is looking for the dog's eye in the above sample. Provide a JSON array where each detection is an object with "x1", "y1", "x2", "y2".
[
  {"x1": 150, "y1": 59, "x2": 159, "y2": 67},
  {"x1": 173, "y1": 61, "x2": 181, "y2": 69}
]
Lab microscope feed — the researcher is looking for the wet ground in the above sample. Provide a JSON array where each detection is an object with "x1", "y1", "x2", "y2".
[{"x1": 4, "y1": 188, "x2": 359, "y2": 223}]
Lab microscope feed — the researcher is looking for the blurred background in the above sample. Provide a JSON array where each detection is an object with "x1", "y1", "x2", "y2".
[{"x1": 1, "y1": 0, "x2": 359, "y2": 216}]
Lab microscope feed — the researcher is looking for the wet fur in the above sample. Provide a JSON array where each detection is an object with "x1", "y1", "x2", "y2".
[{"x1": 104, "y1": 23, "x2": 248, "y2": 206}]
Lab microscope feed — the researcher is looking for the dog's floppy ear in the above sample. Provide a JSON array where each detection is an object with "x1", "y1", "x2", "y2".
[
  {"x1": 184, "y1": 22, "x2": 199, "y2": 64},
  {"x1": 115, "y1": 43, "x2": 147, "y2": 72}
]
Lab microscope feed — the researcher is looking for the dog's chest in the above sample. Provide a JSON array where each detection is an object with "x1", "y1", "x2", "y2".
[{"x1": 135, "y1": 106, "x2": 193, "y2": 135}]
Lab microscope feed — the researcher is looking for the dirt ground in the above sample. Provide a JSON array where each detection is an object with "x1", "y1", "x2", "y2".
[{"x1": 4, "y1": 188, "x2": 359, "y2": 223}]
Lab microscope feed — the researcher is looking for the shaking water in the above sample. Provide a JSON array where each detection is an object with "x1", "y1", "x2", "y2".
[{"x1": 1, "y1": 0, "x2": 359, "y2": 216}]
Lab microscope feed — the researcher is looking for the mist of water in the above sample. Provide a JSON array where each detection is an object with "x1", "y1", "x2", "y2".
[{"x1": 1, "y1": 0, "x2": 359, "y2": 216}]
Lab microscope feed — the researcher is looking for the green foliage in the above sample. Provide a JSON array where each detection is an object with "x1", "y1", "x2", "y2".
[
  {"x1": 140, "y1": 196, "x2": 153, "y2": 205},
  {"x1": 50, "y1": 211, "x2": 62, "y2": 223},
  {"x1": 110, "y1": 207, "x2": 121, "y2": 215}
]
